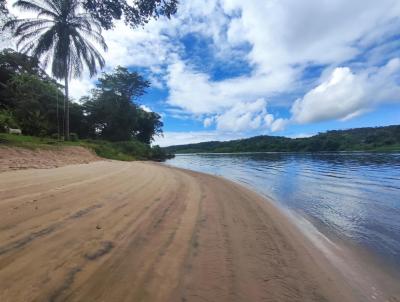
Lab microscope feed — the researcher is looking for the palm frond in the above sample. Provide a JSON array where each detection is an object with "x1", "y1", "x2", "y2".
[
  {"x1": 14, "y1": 19, "x2": 53, "y2": 36},
  {"x1": 32, "y1": 26, "x2": 57, "y2": 58},
  {"x1": 16, "y1": 27, "x2": 49, "y2": 50},
  {"x1": 13, "y1": 0, "x2": 57, "y2": 17},
  {"x1": 9, "y1": 0, "x2": 107, "y2": 80},
  {"x1": 70, "y1": 29, "x2": 105, "y2": 77}
]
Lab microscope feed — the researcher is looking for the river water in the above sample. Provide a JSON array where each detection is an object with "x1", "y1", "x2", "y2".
[{"x1": 166, "y1": 152, "x2": 400, "y2": 271}]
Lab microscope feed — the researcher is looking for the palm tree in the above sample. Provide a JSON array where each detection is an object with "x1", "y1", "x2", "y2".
[{"x1": 5, "y1": 0, "x2": 107, "y2": 140}]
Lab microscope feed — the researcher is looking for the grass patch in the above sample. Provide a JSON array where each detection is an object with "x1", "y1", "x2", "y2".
[{"x1": 0, "y1": 133, "x2": 173, "y2": 161}]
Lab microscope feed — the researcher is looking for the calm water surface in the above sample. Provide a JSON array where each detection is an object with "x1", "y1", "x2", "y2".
[{"x1": 166, "y1": 152, "x2": 400, "y2": 269}]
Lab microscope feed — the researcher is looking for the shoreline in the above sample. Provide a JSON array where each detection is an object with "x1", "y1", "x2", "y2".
[
  {"x1": 171, "y1": 164, "x2": 400, "y2": 302},
  {"x1": 0, "y1": 160, "x2": 397, "y2": 301},
  {"x1": 167, "y1": 163, "x2": 400, "y2": 302}
]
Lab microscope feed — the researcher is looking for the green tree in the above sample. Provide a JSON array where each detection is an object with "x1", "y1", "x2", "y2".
[
  {"x1": 97, "y1": 66, "x2": 150, "y2": 100},
  {"x1": 2, "y1": 73, "x2": 63, "y2": 136},
  {"x1": 5, "y1": 0, "x2": 107, "y2": 140},
  {"x1": 84, "y1": 92, "x2": 139, "y2": 141},
  {"x1": 0, "y1": 49, "x2": 55, "y2": 109},
  {"x1": 82, "y1": 0, "x2": 178, "y2": 30},
  {"x1": 0, "y1": 49, "x2": 49, "y2": 82},
  {"x1": 0, "y1": 0, "x2": 7, "y2": 15},
  {"x1": 0, "y1": 109, "x2": 18, "y2": 132},
  {"x1": 136, "y1": 110, "x2": 163, "y2": 144},
  {"x1": 82, "y1": 66, "x2": 163, "y2": 143},
  {"x1": 69, "y1": 101, "x2": 90, "y2": 139}
]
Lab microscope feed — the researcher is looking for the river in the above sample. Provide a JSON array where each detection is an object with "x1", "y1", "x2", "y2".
[{"x1": 166, "y1": 152, "x2": 400, "y2": 273}]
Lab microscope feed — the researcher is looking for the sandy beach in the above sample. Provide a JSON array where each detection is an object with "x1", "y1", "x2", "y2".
[{"x1": 0, "y1": 160, "x2": 364, "y2": 302}]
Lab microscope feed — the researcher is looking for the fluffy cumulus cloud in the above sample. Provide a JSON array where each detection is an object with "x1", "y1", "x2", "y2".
[
  {"x1": 5, "y1": 0, "x2": 400, "y2": 144},
  {"x1": 165, "y1": 60, "x2": 295, "y2": 114},
  {"x1": 214, "y1": 98, "x2": 285, "y2": 132},
  {"x1": 291, "y1": 59, "x2": 400, "y2": 124},
  {"x1": 160, "y1": 0, "x2": 400, "y2": 138},
  {"x1": 140, "y1": 105, "x2": 152, "y2": 112},
  {"x1": 225, "y1": 0, "x2": 400, "y2": 67},
  {"x1": 154, "y1": 131, "x2": 246, "y2": 147}
]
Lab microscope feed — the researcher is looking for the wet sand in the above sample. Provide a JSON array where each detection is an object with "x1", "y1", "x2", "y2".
[{"x1": 0, "y1": 160, "x2": 363, "y2": 301}]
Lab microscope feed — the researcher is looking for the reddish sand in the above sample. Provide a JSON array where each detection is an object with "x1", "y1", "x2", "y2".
[
  {"x1": 0, "y1": 146, "x2": 100, "y2": 173},
  {"x1": 0, "y1": 159, "x2": 367, "y2": 302}
]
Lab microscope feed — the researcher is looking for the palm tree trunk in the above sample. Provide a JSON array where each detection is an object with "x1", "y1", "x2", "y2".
[
  {"x1": 64, "y1": 61, "x2": 70, "y2": 141},
  {"x1": 64, "y1": 76, "x2": 70, "y2": 140}
]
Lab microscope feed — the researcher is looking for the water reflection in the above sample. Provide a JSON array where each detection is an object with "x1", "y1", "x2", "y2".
[{"x1": 166, "y1": 152, "x2": 400, "y2": 269}]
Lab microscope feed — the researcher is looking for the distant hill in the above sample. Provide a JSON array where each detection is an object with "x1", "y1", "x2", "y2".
[{"x1": 164, "y1": 125, "x2": 400, "y2": 153}]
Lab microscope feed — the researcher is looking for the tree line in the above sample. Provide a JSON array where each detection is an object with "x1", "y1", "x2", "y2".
[
  {"x1": 0, "y1": 49, "x2": 163, "y2": 145},
  {"x1": 1, "y1": 0, "x2": 178, "y2": 140},
  {"x1": 164, "y1": 125, "x2": 400, "y2": 153}
]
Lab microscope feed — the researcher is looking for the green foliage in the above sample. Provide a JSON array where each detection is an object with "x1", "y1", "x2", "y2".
[
  {"x1": 165, "y1": 125, "x2": 400, "y2": 153},
  {"x1": 5, "y1": 0, "x2": 108, "y2": 140},
  {"x1": 82, "y1": 67, "x2": 162, "y2": 143},
  {"x1": 97, "y1": 66, "x2": 150, "y2": 100},
  {"x1": 0, "y1": 49, "x2": 164, "y2": 159},
  {"x1": 69, "y1": 133, "x2": 79, "y2": 142},
  {"x1": 1, "y1": 50, "x2": 163, "y2": 146},
  {"x1": 0, "y1": 133, "x2": 173, "y2": 161},
  {"x1": 0, "y1": 49, "x2": 57, "y2": 110},
  {"x1": 1, "y1": 73, "x2": 62, "y2": 136},
  {"x1": 151, "y1": 145, "x2": 174, "y2": 161},
  {"x1": 0, "y1": 0, "x2": 8, "y2": 16},
  {"x1": 82, "y1": 0, "x2": 178, "y2": 30},
  {"x1": 0, "y1": 49, "x2": 49, "y2": 82},
  {"x1": 135, "y1": 109, "x2": 163, "y2": 144},
  {"x1": 5, "y1": 0, "x2": 107, "y2": 81},
  {"x1": 0, "y1": 109, "x2": 18, "y2": 132}
]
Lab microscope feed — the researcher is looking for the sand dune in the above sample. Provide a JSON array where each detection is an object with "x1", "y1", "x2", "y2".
[{"x1": 0, "y1": 161, "x2": 359, "y2": 302}]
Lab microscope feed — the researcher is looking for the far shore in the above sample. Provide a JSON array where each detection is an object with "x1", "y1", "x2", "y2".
[{"x1": 0, "y1": 155, "x2": 398, "y2": 301}]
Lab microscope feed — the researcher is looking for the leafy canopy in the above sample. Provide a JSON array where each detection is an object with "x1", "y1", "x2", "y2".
[
  {"x1": 0, "y1": 49, "x2": 61, "y2": 112},
  {"x1": 5, "y1": 0, "x2": 107, "y2": 80},
  {"x1": 97, "y1": 66, "x2": 150, "y2": 100},
  {"x1": 83, "y1": 0, "x2": 178, "y2": 30},
  {"x1": 165, "y1": 126, "x2": 400, "y2": 153},
  {"x1": 0, "y1": 48, "x2": 53, "y2": 87},
  {"x1": 0, "y1": 0, "x2": 7, "y2": 16},
  {"x1": 1, "y1": 73, "x2": 62, "y2": 136},
  {"x1": 82, "y1": 67, "x2": 163, "y2": 143}
]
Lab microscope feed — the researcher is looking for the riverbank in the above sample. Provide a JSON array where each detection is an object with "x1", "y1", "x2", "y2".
[
  {"x1": 166, "y1": 152, "x2": 400, "y2": 294},
  {"x1": 0, "y1": 133, "x2": 173, "y2": 162},
  {"x1": 0, "y1": 160, "x2": 368, "y2": 302},
  {"x1": 0, "y1": 146, "x2": 101, "y2": 172}
]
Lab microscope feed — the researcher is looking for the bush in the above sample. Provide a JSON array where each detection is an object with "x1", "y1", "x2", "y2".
[
  {"x1": 51, "y1": 133, "x2": 61, "y2": 140},
  {"x1": 150, "y1": 145, "x2": 174, "y2": 161},
  {"x1": 69, "y1": 133, "x2": 79, "y2": 142},
  {"x1": 0, "y1": 110, "x2": 19, "y2": 132}
]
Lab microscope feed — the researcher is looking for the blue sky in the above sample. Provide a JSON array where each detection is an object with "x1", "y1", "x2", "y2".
[{"x1": 6, "y1": 0, "x2": 400, "y2": 146}]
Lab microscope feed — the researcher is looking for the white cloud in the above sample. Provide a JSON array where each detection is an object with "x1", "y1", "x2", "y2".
[
  {"x1": 5, "y1": 0, "x2": 400, "y2": 139},
  {"x1": 69, "y1": 75, "x2": 96, "y2": 101},
  {"x1": 161, "y1": 0, "x2": 400, "y2": 134},
  {"x1": 270, "y1": 118, "x2": 289, "y2": 132},
  {"x1": 216, "y1": 98, "x2": 273, "y2": 132},
  {"x1": 221, "y1": 0, "x2": 400, "y2": 70},
  {"x1": 203, "y1": 117, "x2": 214, "y2": 127},
  {"x1": 153, "y1": 130, "x2": 246, "y2": 147},
  {"x1": 290, "y1": 59, "x2": 400, "y2": 124},
  {"x1": 287, "y1": 133, "x2": 315, "y2": 139},
  {"x1": 140, "y1": 105, "x2": 152, "y2": 112},
  {"x1": 101, "y1": 20, "x2": 175, "y2": 70},
  {"x1": 165, "y1": 60, "x2": 295, "y2": 114}
]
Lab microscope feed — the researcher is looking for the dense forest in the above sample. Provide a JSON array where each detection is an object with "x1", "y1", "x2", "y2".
[
  {"x1": 164, "y1": 125, "x2": 400, "y2": 153},
  {"x1": 0, "y1": 0, "x2": 178, "y2": 161},
  {"x1": 0, "y1": 49, "x2": 171, "y2": 160}
]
